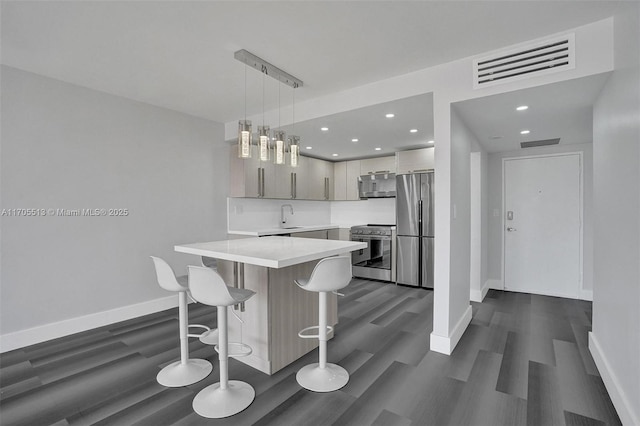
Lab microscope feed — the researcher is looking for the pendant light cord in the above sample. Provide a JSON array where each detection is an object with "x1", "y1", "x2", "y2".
[{"x1": 244, "y1": 65, "x2": 247, "y2": 121}]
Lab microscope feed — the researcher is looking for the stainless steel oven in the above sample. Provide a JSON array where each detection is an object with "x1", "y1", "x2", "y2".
[{"x1": 350, "y1": 224, "x2": 395, "y2": 282}]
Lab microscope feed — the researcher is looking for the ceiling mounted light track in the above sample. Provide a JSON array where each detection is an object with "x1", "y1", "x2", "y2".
[{"x1": 234, "y1": 49, "x2": 303, "y2": 88}]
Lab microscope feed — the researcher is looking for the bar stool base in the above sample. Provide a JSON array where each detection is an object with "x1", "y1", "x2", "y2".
[
  {"x1": 296, "y1": 363, "x2": 349, "y2": 392},
  {"x1": 199, "y1": 328, "x2": 219, "y2": 345},
  {"x1": 156, "y1": 359, "x2": 212, "y2": 387},
  {"x1": 192, "y1": 380, "x2": 255, "y2": 418}
]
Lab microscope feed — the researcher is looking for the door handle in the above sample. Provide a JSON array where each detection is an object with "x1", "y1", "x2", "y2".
[{"x1": 507, "y1": 227, "x2": 517, "y2": 232}]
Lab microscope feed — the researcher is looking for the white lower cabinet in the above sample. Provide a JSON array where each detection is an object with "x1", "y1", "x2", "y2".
[{"x1": 293, "y1": 230, "x2": 329, "y2": 239}]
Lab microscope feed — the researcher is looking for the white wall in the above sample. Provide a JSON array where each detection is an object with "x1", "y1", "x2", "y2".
[
  {"x1": 226, "y1": 197, "x2": 396, "y2": 231},
  {"x1": 486, "y1": 142, "x2": 594, "y2": 298},
  {"x1": 330, "y1": 198, "x2": 396, "y2": 227},
  {"x1": 470, "y1": 149, "x2": 489, "y2": 302},
  {"x1": 227, "y1": 197, "x2": 331, "y2": 231},
  {"x1": 590, "y1": 3, "x2": 640, "y2": 425},
  {"x1": 0, "y1": 67, "x2": 228, "y2": 351}
]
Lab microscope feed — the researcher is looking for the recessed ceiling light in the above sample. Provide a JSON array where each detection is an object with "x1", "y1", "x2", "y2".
[
  {"x1": 351, "y1": 138, "x2": 359, "y2": 142},
  {"x1": 385, "y1": 113, "x2": 395, "y2": 118},
  {"x1": 520, "y1": 130, "x2": 530, "y2": 135},
  {"x1": 375, "y1": 147, "x2": 382, "y2": 151},
  {"x1": 427, "y1": 140, "x2": 434, "y2": 144},
  {"x1": 332, "y1": 153, "x2": 339, "y2": 157},
  {"x1": 305, "y1": 146, "x2": 313, "y2": 150},
  {"x1": 410, "y1": 129, "x2": 418, "y2": 133},
  {"x1": 516, "y1": 105, "x2": 529, "y2": 111},
  {"x1": 321, "y1": 127, "x2": 329, "y2": 131}
]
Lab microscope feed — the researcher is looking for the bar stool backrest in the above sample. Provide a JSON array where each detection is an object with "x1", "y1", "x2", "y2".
[
  {"x1": 150, "y1": 256, "x2": 188, "y2": 292},
  {"x1": 303, "y1": 256, "x2": 352, "y2": 293},
  {"x1": 188, "y1": 265, "x2": 237, "y2": 307}
]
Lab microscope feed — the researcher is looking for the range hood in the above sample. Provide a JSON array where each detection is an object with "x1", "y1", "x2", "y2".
[{"x1": 358, "y1": 172, "x2": 396, "y2": 199}]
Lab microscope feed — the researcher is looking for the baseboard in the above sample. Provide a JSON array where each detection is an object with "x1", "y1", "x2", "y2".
[
  {"x1": 470, "y1": 280, "x2": 491, "y2": 302},
  {"x1": 0, "y1": 295, "x2": 178, "y2": 353},
  {"x1": 589, "y1": 332, "x2": 639, "y2": 426},
  {"x1": 430, "y1": 305, "x2": 473, "y2": 355},
  {"x1": 580, "y1": 289, "x2": 593, "y2": 301},
  {"x1": 487, "y1": 279, "x2": 503, "y2": 290}
]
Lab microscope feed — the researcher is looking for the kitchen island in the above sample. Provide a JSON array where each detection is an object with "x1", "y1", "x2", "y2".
[{"x1": 175, "y1": 236, "x2": 366, "y2": 375}]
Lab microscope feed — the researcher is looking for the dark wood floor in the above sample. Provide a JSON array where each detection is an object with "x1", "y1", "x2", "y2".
[{"x1": 0, "y1": 280, "x2": 621, "y2": 426}]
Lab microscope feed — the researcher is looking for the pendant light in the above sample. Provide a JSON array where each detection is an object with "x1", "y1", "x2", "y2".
[
  {"x1": 273, "y1": 80, "x2": 286, "y2": 165},
  {"x1": 288, "y1": 85, "x2": 300, "y2": 168},
  {"x1": 258, "y1": 73, "x2": 270, "y2": 162},
  {"x1": 237, "y1": 65, "x2": 252, "y2": 158},
  {"x1": 233, "y1": 50, "x2": 303, "y2": 165}
]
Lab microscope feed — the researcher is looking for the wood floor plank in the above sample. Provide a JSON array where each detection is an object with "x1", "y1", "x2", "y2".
[
  {"x1": 372, "y1": 409, "x2": 412, "y2": 426},
  {"x1": 526, "y1": 360, "x2": 565, "y2": 426},
  {"x1": 553, "y1": 340, "x2": 621, "y2": 425},
  {"x1": 496, "y1": 331, "x2": 529, "y2": 400},
  {"x1": 0, "y1": 287, "x2": 622, "y2": 426}
]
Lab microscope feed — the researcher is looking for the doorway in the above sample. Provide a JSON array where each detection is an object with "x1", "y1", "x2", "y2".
[{"x1": 503, "y1": 153, "x2": 582, "y2": 298}]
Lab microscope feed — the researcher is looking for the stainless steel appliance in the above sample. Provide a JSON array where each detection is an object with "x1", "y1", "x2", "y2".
[
  {"x1": 358, "y1": 173, "x2": 396, "y2": 199},
  {"x1": 396, "y1": 172, "x2": 434, "y2": 288},
  {"x1": 350, "y1": 224, "x2": 395, "y2": 282}
]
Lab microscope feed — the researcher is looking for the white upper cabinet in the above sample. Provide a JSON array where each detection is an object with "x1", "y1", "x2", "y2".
[
  {"x1": 333, "y1": 160, "x2": 361, "y2": 201},
  {"x1": 395, "y1": 147, "x2": 434, "y2": 174},
  {"x1": 333, "y1": 162, "x2": 347, "y2": 201},
  {"x1": 360, "y1": 156, "x2": 396, "y2": 175},
  {"x1": 308, "y1": 158, "x2": 333, "y2": 200},
  {"x1": 229, "y1": 146, "x2": 275, "y2": 198}
]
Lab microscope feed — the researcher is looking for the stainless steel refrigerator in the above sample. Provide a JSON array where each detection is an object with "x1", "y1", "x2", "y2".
[{"x1": 396, "y1": 172, "x2": 434, "y2": 288}]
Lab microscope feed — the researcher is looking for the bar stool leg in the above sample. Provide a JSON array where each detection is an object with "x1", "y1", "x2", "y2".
[
  {"x1": 192, "y1": 306, "x2": 255, "y2": 418},
  {"x1": 157, "y1": 292, "x2": 213, "y2": 387},
  {"x1": 296, "y1": 291, "x2": 349, "y2": 392}
]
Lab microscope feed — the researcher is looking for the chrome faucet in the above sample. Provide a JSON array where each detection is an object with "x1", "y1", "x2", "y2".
[{"x1": 281, "y1": 204, "x2": 294, "y2": 227}]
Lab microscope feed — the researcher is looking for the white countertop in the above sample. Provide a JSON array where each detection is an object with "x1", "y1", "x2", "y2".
[
  {"x1": 227, "y1": 224, "x2": 340, "y2": 237},
  {"x1": 175, "y1": 236, "x2": 366, "y2": 268}
]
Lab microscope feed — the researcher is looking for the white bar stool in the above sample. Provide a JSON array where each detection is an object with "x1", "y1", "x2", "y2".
[
  {"x1": 196, "y1": 256, "x2": 220, "y2": 346},
  {"x1": 188, "y1": 265, "x2": 256, "y2": 419},
  {"x1": 294, "y1": 255, "x2": 352, "y2": 392},
  {"x1": 150, "y1": 256, "x2": 213, "y2": 387}
]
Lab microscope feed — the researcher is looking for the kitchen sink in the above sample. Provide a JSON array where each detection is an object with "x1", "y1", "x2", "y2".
[{"x1": 282, "y1": 226, "x2": 302, "y2": 229}]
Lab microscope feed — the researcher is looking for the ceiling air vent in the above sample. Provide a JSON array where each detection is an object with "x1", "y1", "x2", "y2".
[
  {"x1": 521, "y1": 138, "x2": 560, "y2": 149},
  {"x1": 473, "y1": 34, "x2": 575, "y2": 89}
]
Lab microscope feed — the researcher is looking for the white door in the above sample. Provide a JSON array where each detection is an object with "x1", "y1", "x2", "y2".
[{"x1": 504, "y1": 154, "x2": 582, "y2": 298}]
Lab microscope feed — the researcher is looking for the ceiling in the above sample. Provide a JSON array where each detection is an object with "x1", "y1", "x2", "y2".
[
  {"x1": 1, "y1": 1, "x2": 621, "y2": 159},
  {"x1": 454, "y1": 73, "x2": 611, "y2": 153}
]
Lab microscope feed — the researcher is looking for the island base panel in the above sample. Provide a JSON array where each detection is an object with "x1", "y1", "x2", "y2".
[{"x1": 217, "y1": 260, "x2": 337, "y2": 375}]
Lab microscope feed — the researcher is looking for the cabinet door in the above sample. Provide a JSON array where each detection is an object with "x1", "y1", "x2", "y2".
[
  {"x1": 396, "y1": 148, "x2": 434, "y2": 174},
  {"x1": 229, "y1": 146, "x2": 261, "y2": 197},
  {"x1": 292, "y1": 156, "x2": 308, "y2": 200},
  {"x1": 260, "y1": 160, "x2": 276, "y2": 198},
  {"x1": 346, "y1": 160, "x2": 361, "y2": 200},
  {"x1": 273, "y1": 163, "x2": 294, "y2": 199},
  {"x1": 333, "y1": 161, "x2": 347, "y2": 201},
  {"x1": 293, "y1": 230, "x2": 328, "y2": 239},
  {"x1": 360, "y1": 156, "x2": 395, "y2": 175},
  {"x1": 308, "y1": 158, "x2": 332, "y2": 200}
]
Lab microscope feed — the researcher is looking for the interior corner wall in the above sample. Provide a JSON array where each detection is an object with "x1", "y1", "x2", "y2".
[
  {"x1": 0, "y1": 67, "x2": 228, "y2": 347},
  {"x1": 448, "y1": 107, "x2": 474, "y2": 331},
  {"x1": 486, "y1": 142, "x2": 594, "y2": 296},
  {"x1": 590, "y1": 3, "x2": 640, "y2": 425}
]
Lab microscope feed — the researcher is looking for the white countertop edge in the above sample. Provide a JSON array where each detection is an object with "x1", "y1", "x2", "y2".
[
  {"x1": 228, "y1": 224, "x2": 340, "y2": 236},
  {"x1": 175, "y1": 237, "x2": 366, "y2": 269},
  {"x1": 174, "y1": 245, "x2": 279, "y2": 268}
]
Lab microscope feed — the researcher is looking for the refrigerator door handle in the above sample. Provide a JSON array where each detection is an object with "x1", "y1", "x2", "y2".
[{"x1": 418, "y1": 199, "x2": 423, "y2": 226}]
